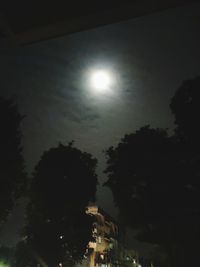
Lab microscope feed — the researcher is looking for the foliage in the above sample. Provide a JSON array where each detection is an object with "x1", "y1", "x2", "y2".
[
  {"x1": 170, "y1": 76, "x2": 200, "y2": 147},
  {"x1": 0, "y1": 97, "x2": 26, "y2": 225},
  {"x1": 104, "y1": 76, "x2": 200, "y2": 266},
  {"x1": 105, "y1": 126, "x2": 184, "y2": 227},
  {"x1": 23, "y1": 143, "x2": 98, "y2": 267},
  {"x1": 13, "y1": 241, "x2": 40, "y2": 267},
  {"x1": 170, "y1": 76, "x2": 200, "y2": 189}
]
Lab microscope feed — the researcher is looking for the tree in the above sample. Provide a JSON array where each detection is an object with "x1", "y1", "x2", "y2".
[
  {"x1": 24, "y1": 143, "x2": 98, "y2": 267},
  {"x1": 169, "y1": 76, "x2": 200, "y2": 266},
  {"x1": 13, "y1": 241, "x2": 40, "y2": 267},
  {"x1": 0, "y1": 97, "x2": 26, "y2": 226},
  {"x1": 105, "y1": 126, "x2": 178, "y2": 225},
  {"x1": 170, "y1": 76, "x2": 200, "y2": 148},
  {"x1": 170, "y1": 76, "x2": 200, "y2": 188},
  {"x1": 104, "y1": 125, "x2": 200, "y2": 266}
]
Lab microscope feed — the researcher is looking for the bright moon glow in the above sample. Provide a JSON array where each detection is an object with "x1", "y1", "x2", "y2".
[{"x1": 91, "y1": 70, "x2": 112, "y2": 91}]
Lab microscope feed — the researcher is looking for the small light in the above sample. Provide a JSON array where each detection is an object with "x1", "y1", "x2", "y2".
[
  {"x1": 60, "y1": 235, "x2": 64, "y2": 239},
  {"x1": 0, "y1": 262, "x2": 9, "y2": 267},
  {"x1": 59, "y1": 263, "x2": 62, "y2": 267},
  {"x1": 100, "y1": 254, "x2": 104, "y2": 260}
]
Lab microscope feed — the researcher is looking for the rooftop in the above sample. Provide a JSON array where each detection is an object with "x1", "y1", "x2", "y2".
[{"x1": 1, "y1": 0, "x2": 195, "y2": 45}]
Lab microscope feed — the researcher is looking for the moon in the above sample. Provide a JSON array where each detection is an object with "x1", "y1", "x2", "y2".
[{"x1": 90, "y1": 70, "x2": 112, "y2": 92}]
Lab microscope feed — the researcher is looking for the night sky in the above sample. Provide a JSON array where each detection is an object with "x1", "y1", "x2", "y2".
[{"x1": 0, "y1": 3, "x2": 200, "y2": 247}]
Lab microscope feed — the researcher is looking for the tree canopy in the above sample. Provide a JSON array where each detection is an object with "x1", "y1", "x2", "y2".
[
  {"x1": 104, "y1": 126, "x2": 191, "y2": 228},
  {"x1": 170, "y1": 76, "x2": 200, "y2": 147},
  {"x1": 23, "y1": 143, "x2": 98, "y2": 267},
  {"x1": 104, "y1": 77, "x2": 200, "y2": 266},
  {"x1": 0, "y1": 97, "x2": 26, "y2": 225}
]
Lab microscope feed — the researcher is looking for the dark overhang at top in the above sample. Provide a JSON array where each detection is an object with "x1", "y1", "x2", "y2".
[{"x1": 0, "y1": 0, "x2": 197, "y2": 46}]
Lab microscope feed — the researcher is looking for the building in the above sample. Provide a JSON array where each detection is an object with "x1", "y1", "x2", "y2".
[
  {"x1": 84, "y1": 205, "x2": 119, "y2": 267},
  {"x1": 77, "y1": 205, "x2": 139, "y2": 267}
]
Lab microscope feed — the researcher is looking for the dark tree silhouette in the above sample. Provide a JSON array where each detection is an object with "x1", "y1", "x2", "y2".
[
  {"x1": 170, "y1": 76, "x2": 200, "y2": 148},
  {"x1": 169, "y1": 76, "x2": 200, "y2": 266},
  {"x1": 170, "y1": 76, "x2": 200, "y2": 189},
  {"x1": 104, "y1": 125, "x2": 200, "y2": 267},
  {"x1": 23, "y1": 143, "x2": 98, "y2": 267},
  {"x1": 105, "y1": 126, "x2": 182, "y2": 226},
  {"x1": 13, "y1": 241, "x2": 40, "y2": 267},
  {"x1": 0, "y1": 97, "x2": 26, "y2": 225}
]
